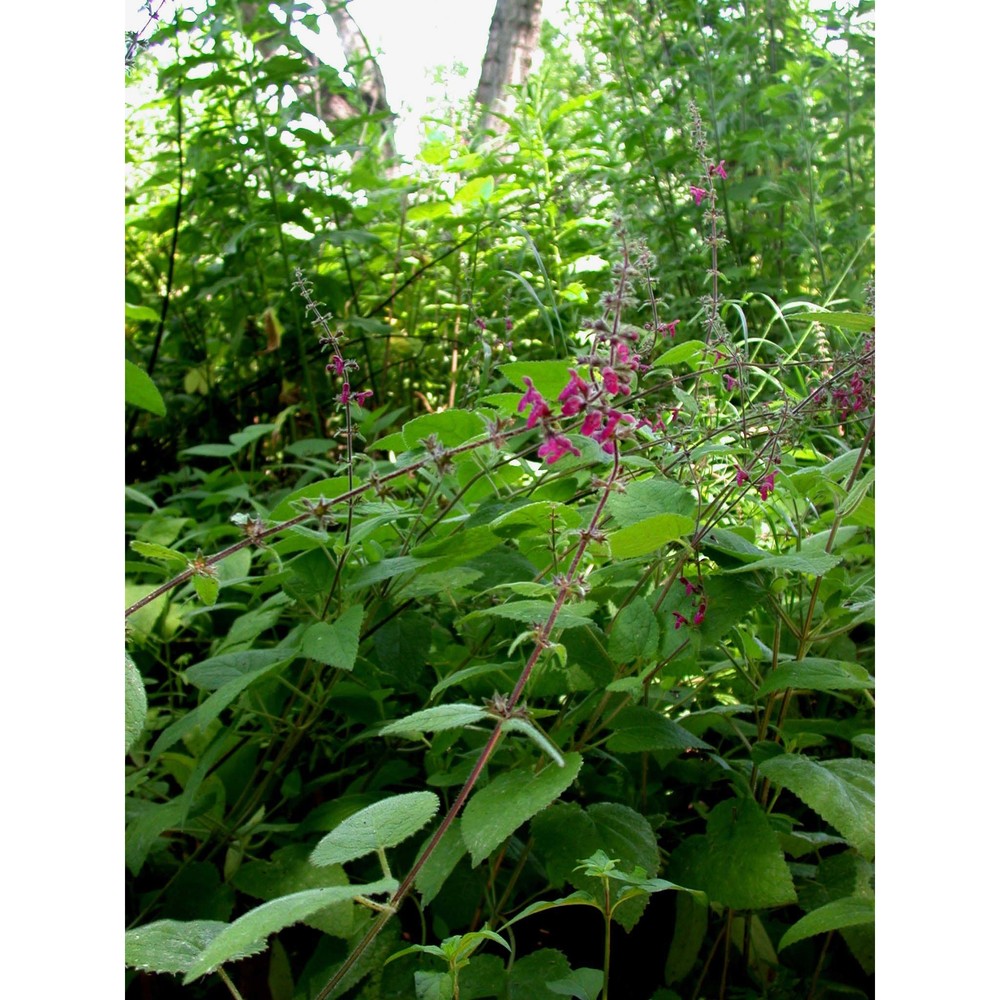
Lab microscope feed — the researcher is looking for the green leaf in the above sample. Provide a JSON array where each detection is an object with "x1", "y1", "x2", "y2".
[
  {"x1": 650, "y1": 339, "x2": 708, "y2": 369},
  {"x1": 268, "y1": 476, "x2": 352, "y2": 522},
  {"x1": 311, "y1": 792, "x2": 440, "y2": 866},
  {"x1": 192, "y1": 573, "x2": 219, "y2": 606},
  {"x1": 757, "y1": 659, "x2": 874, "y2": 696},
  {"x1": 606, "y1": 478, "x2": 696, "y2": 526},
  {"x1": 667, "y1": 796, "x2": 796, "y2": 909},
  {"x1": 381, "y1": 704, "x2": 490, "y2": 737},
  {"x1": 125, "y1": 359, "x2": 166, "y2": 416},
  {"x1": 499, "y1": 359, "x2": 576, "y2": 400},
  {"x1": 461, "y1": 600, "x2": 597, "y2": 631},
  {"x1": 149, "y1": 655, "x2": 290, "y2": 760},
  {"x1": 301, "y1": 605, "x2": 364, "y2": 670},
  {"x1": 414, "y1": 823, "x2": 468, "y2": 906},
  {"x1": 778, "y1": 896, "x2": 875, "y2": 951},
  {"x1": 182, "y1": 882, "x2": 395, "y2": 982},
  {"x1": 757, "y1": 756, "x2": 874, "y2": 860},
  {"x1": 606, "y1": 707, "x2": 711, "y2": 753},
  {"x1": 130, "y1": 540, "x2": 188, "y2": 567},
  {"x1": 608, "y1": 513, "x2": 695, "y2": 558},
  {"x1": 546, "y1": 967, "x2": 605, "y2": 999},
  {"x1": 125, "y1": 652, "x2": 147, "y2": 754},
  {"x1": 126, "y1": 919, "x2": 233, "y2": 975},
  {"x1": 401, "y1": 410, "x2": 488, "y2": 450},
  {"x1": 462, "y1": 753, "x2": 583, "y2": 865},
  {"x1": 453, "y1": 175, "x2": 494, "y2": 206},
  {"x1": 126, "y1": 302, "x2": 160, "y2": 323},
  {"x1": 179, "y1": 442, "x2": 239, "y2": 458},
  {"x1": 795, "y1": 311, "x2": 875, "y2": 331},
  {"x1": 722, "y1": 551, "x2": 842, "y2": 575},
  {"x1": 607, "y1": 597, "x2": 660, "y2": 663},
  {"x1": 500, "y1": 717, "x2": 565, "y2": 767},
  {"x1": 664, "y1": 893, "x2": 709, "y2": 984}
]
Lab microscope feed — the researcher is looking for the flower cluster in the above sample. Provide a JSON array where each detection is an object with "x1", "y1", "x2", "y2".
[{"x1": 672, "y1": 575, "x2": 707, "y2": 629}]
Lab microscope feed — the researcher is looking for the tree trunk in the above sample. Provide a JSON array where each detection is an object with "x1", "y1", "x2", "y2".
[{"x1": 474, "y1": 0, "x2": 544, "y2": 133}]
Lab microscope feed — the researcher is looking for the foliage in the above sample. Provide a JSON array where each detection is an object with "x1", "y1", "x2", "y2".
[{"x1": 126, "y1": 2, "x2": 874, "y2": 998}]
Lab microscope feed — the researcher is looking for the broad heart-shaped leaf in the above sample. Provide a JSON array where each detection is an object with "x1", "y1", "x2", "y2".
[
  {"x1": 667, "y1": 796, "x2": 796, "y2": 910},
  {"x1": 778, "y1": 896, "x2": 875, "y2": 951},
  {"x1": 462, "y1": 753, "x2": 583, "y2": 866},
  {"x1": 606, "y1": 477, "x2": 696, "y2": 526},
  {"x1": 125, "y1": 358, "x2": 166, "y2": 416},
  {"x1": 126, "y1": 919, "x2": 233, "y2": 975},
  {"x1": 125, "y1": 652, "x2": 147, "y2": 754},
  {"x1": 182, "y1": 881, "x2": 395, "y2": 983},
  {"x1": 608, "y1": 513, "x2": 695, "y2": 558},
  {"x1": 757, "y1": 756, "x2": 874, "y2": 860},
  {"x1": 380, "y1": 703, "x2": 490, "y2": 737},
  {"x1": 301, "y1": 605, "x2": 364, "y2": 670},
  {"x1": 757, "y1": 658, "x2": 874, "y2": 696},
  {"x1": 311, "y1": 791, "x2": 440, "y2": 866},
  {"x1": 546, "y1": 967, "x2": 605, "y2": 1000}
]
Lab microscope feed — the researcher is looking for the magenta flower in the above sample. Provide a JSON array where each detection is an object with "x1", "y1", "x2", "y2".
[
  {"x1": 538, "y1": 434, "x2": 581, "y2": 464},
  {"x1": 710, "y1": 160, "x2": 727, "y2": 179},
  {"x1": 723, "y1": 374, "x2": 738, "y2": 391},
  {"x1": 681, "y1": 576, "x2": 696, "y2": 596},
  {"x1": 558, "y1": 370, "x2": 590, "y2": 416},
  {"x1": 692, "y1": 602, "x2": 707, "y2": 626},
  {"x1": 580, "y1": 411, "x2": 603, "y2": 438},
  {"x1": 664, "y1": 319, "x2": 679, "y2": 339},
  {"x1": 672, "y1": 611, "x2": 689, "y2": 629},
  {"x1": 736, "y1": 466, "x2": 751, "y2": 487},
  {"x1": 327, "y1": 355, "x2": 346, "y2": 375},
  {"x1": 602, "y1": 367, "x2": 621, "y2": 396},
  {"x1": 518, "y1": 377, "x2": 551, "y2": 428},
  {"x1": 760, "y1": 472, "x2": 776, "y2": 501},
  {"x1": 691, "y1": 186, "x2": 709, "y2": 206}
]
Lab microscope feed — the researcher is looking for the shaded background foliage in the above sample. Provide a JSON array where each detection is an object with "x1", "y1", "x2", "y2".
[{"x1": 126, "y1": 2, "x2": 874, "y2": 998}]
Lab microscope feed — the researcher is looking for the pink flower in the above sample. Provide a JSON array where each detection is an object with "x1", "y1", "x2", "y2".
[
  {"x1": 760, "y1": 472, "x2": 776, "y2": 501},
  {"x1": 692, "y1": 602, "x2": 707, "y2": 626},
  {"x1": 580, "y1": 411, "x2": 603, "y2": 438},
  {"x1": 672, "y1": 612, "x2": 689, "y2": 629},
  {"x1": 736, "y1": 466, "x2": 750, "y2": 487},
  {"x1": 710, "y1": 160, "x2": 727, "y2": 180},
  {"x1": 681, "y1": 577, "x2": 696, "y2": 596},
  {"x1": 327, "y1": 355, "x2": 346, "y2": 375},
  {"x1": 723, "y1": 374, "x2": 738, "y2": 391},
  {"x1": 664, "y1": 320, "x2": 679, "y2": 339},
  {"x1": 691, "y1": 186, "x2": 709, "y2": 206},
  {"x1": 558, "y1": 370, "x2": 590, "y2": 416},
  {"x1": 602, "y1": 367, "x2": 620, "y2": 396},
  {"x1": 538, "y1": 434, "x2": 581, "y2": 464},
  {"x1": 518, "y1": 377, "x2": 551, "y2": 428},
  {"x1": 340, "y1": 381, "x2": 352, "y2": 405},
  {"x1": 353, "y1": 389, "x2": 373, "y2": 405}
]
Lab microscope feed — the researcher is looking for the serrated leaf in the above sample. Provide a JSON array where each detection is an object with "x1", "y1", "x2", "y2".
[
  {"x1": 462, "y1": 754, "x2": 583, "y2": 865},
  {"x1": 778, "y1": 896, "x2": 875, "y2": 951},
  {"x1": 129, "y1": 540, "x2": 188, "y2": 567},
  {"x1": 758, "y1": 659, "x2": 874, "y2": 696},
  {"x1": 664, "y1": 892, "x2": 708, "y2": 984},
  {"x1": 546, "y1": 967, "x2": 605, "y2": 1000},
  {"x1": 606, "y1": 707, "x2": 711, "y2": 753},
  {"x1": 722, "y1": 551, "x2": 842, "y2": 575},
  {"x1": 606, "y1": 478, "x2": 696, "y2": 526},
  {"x1": 126, "y1": 652, "x2": 147, "y2": 754},
  {"x1": 311, "y1": 792, "x2": 440, "y2": 866},
  {"x1": 500, "y1": 717, "x2": 565, "y2": 767},
  {"x1": 757, "y1": 756, "x2": 874, "y2": 860},
  {"x1": 301, "y1": 605, "x2": 364, "y2": 670},
  {"x1": 461, "y1": 599, "x2": 596, "y2": 630},
  {"x1": 607, "y1": 598, "x2": 660, "y2": 663},
  {"x1": 268, "y1": 476, "x2": 352, "y2": 522},
  {"x1": 381, "y1": 704, "x2": 490, "y2": 736},
  {"x1": 667, "y1": 796, "x2": 796, "y2": 909},
  {"x1": 126, "y1": 919, "x2": 233, "y2": 975},
  {"x1": 125, "y1": 358, "x2": 166, "y2": 416},
  {"x1": 414, "y1": 823, "x2": 468, "y2": 906},
  {"x1": 182, "y1": 882, "x2": 395, "y2": 982}
]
